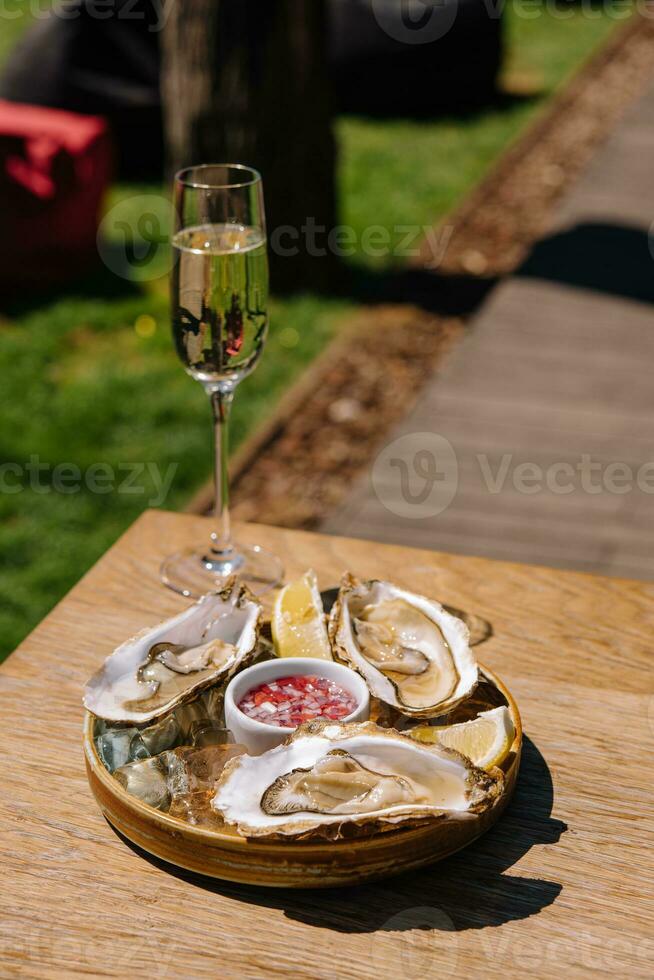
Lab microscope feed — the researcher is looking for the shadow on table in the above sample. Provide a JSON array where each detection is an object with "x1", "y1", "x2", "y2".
[{"x1": 114, "y1": 734, "x2": 565, "y2": 934}]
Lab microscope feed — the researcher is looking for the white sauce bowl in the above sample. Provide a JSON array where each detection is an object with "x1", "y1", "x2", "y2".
[{"x1": 224, "y1": 657, "x2": 370, "y2": 755}]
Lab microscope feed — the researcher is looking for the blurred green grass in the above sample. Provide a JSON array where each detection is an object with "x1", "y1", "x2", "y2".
[
  {"x1": 0, "y1": 5, "x2": 625, "y2": 656},
  {"x1": 339, "y1": 5, "x2": 625, "y2": 263}
]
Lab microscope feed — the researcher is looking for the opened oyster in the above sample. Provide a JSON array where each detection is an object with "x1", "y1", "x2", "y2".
[
  {"x1": 84, "y1": 580, "x2": 261, "y2": 724},
  {"x1": 212, "y1": 720, "x2": 502, "y2": 837},
  {"x1": 329, "y1": 575, "x2": 477, "y2": 718}
]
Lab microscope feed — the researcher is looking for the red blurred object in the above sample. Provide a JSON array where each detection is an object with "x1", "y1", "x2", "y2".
[{"x1": 0, "y1": 100, "x2": 112, "y2": 288}]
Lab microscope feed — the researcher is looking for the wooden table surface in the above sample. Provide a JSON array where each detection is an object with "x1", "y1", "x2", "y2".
[{"x1": 1, "y1": 510, "x2": 652, "y2": 978}]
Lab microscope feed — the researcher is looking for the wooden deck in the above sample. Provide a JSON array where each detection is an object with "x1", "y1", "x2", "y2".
[{"x1": 324, "y1": 81, "x2": 654, "y2": 581}]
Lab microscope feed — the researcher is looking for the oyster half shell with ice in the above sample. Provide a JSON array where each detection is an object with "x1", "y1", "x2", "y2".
[
  {"x1": 328, "y1": 575, "x2": 478, "y2": 718},
  {"x1": 84, "y1": 580, "x2": 261, "y2": 724},
  {"x1": 212, "y1": 720, "x2": 503, "y2": 838}
]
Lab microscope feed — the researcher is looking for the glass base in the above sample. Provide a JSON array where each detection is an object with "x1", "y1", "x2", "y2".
[{"x1": 161, "y1": 542, "x2": 284, "y2": 598}]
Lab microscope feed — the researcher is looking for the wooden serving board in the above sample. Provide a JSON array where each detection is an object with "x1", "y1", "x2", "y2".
[{"x1": 84, "y1": 665, "x2": 522, "y2": 888}]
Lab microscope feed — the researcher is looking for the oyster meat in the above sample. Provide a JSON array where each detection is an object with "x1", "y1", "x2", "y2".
[
  {"x1": 329, "y1": 575, "x2": 477, "y2": 718},
  {"x1": 212, "y1": 720, "x2": 503, "y2": 837},
  {"x1": 84, "y1": 580, "x2": 261, "y2": 724}
]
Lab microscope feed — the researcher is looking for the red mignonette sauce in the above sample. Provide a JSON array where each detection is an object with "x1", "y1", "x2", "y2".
[{"x1": 237, "y1": 674, "x2": 358, "y2": 728}]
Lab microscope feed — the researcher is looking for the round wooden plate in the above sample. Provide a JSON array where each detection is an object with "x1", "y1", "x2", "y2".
[{"x1": 84, "y1": 664, "x2": 521, "y2": 888}]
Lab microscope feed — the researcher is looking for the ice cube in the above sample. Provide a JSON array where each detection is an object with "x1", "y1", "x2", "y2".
[
  {"x1": 114, "y1": 753, "x2": 178, "y2": 810},
  {"x1": 95, "y1": 727, "x2": 144, "y2": 773},
  {"x1": 137, "y1": 713, "x2": 181, "y2": 755},
  {"x1": 191, "y1": 722, "x2": 234, "y2": 748},
  {"x1": 95, "y1": 715, "x2": 180, "y2": 772},
  {"x1": 173, "y1": 686, "x2": 225, "y2": 740},
  {"x1": 168, "y1": 790, "x2": 224, "y2": 829},
  {"x1": 172, "y1": 744, "x2": 246, "y2": 793}
]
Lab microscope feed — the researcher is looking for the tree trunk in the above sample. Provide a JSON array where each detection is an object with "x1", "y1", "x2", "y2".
[{"x1": 161, "y1": 0, "x2": 336, "y2": 292}]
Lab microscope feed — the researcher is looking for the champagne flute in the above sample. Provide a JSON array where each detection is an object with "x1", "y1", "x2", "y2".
[{"x1": 161, "y1": 164, "x2": 284, "y2": 596}]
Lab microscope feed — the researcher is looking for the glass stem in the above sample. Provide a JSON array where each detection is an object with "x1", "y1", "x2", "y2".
[{"x1": 209, "y1": 387, "x2": 234, "y2": 556}]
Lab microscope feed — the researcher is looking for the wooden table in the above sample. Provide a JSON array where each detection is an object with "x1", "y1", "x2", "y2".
[{"x1": 1, "y1": 510, "x2": 652, "y2": 978}]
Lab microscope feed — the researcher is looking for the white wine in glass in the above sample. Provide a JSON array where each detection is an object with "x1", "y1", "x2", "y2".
[
  {"x1": 171, "y1": 223, "x2": 268, "y2": 385},
  {"x1": 161, "y1": 165, "x2": 284, "y2": 596}
]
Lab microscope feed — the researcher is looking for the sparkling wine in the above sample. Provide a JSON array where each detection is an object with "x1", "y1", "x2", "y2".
[
  {"x1": 162, "y1": 164, "x2": 283, "y2": 597},
  {"x1": 171, "y1": 223, "x2": 268, "y2": 385}
]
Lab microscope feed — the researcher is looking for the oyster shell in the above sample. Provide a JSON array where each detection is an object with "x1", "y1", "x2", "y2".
[
  {"x1": 212, "y1": 720, "x2": 503, "y2": 837},
  {"x1": 84, "y1": 580, "x2": 261, "y2": 724},
  {"x1": 329, "y1": 575, "x2": 477, "y2": 718}
]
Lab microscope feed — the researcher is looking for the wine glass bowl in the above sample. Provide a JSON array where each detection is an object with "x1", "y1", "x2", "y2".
[{"x1": 161, "y1": 164, "x2": 284, "y2": 597}]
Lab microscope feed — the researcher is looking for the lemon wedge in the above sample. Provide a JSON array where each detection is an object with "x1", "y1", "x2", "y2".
[
  {"x1": 272, "y1": 570, "x2": 333, "y2": 661},
  {"x1": 410, "y1": 706, "x2": 515, "y2": 769}
]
